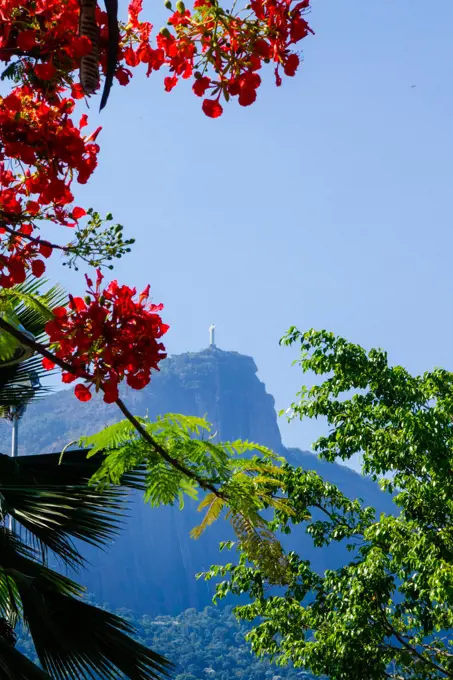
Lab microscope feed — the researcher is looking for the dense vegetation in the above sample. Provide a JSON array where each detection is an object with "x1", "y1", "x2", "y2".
[
  {"x1": 16, "y1": 604, "x2": 320, "y2": 680},
  {"x1": 206, "y1": 329, "x2": 453, "y2": 680}
]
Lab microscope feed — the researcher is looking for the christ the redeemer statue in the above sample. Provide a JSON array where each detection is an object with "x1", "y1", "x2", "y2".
[{"x1": 209, "y1": 324, "x2": 216, "y2": 348}]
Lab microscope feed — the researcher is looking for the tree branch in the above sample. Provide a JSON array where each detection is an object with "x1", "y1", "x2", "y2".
[
  {"x1": 378, "y1": 606, "x2": 452, "y2": 678},
  {"x1": 0, "y1": 221, "x2": 65, "y2": 253}
]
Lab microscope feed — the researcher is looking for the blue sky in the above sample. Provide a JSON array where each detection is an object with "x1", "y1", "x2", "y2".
[{"x1": 45, "y1": 0, "x2": 453, "y2": 464}]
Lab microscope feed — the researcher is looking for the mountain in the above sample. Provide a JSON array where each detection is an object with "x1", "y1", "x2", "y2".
[{"x1": 0, "y1": 346, "x2": 395, "y2": 616}]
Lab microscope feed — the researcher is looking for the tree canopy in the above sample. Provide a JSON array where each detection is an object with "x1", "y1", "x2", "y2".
[{"x1": 203, "y1": 329, "x2": 453, "y2": 680}]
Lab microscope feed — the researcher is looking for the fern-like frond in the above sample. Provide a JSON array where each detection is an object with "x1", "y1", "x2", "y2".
[
  {"x1": 230, "y1": 511, "x2": 290, "y2": 586},
  {"x1": 143, "y1": 461, "x2": 184, "y2": 507},
  {"x1": 191, "y1": 494, "x2": 225, "y2": 539},
  {"x1": 1, "y1": 291, "x2": 53, "y2": 322},
  {"x1": 81, "y1": 419, "x2": 144, "y2": 456},
  {"x1": 149, "y1": 413, "x2": 211, "y2": 436},
  {"x1": 230, "y1": 459, "x2": 286, "y2": 475}
]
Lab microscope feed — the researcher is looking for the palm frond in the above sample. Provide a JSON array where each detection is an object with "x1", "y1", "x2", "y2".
[
  {"x1": 0, "y1": 529, "x2": 172, "y2": 679},
  {"x1": 0, "y1": 637, "x2": 52, "y2": 679},
  {"x1": 0, "y1": 279, "x2": 67, "y2": 340},
  {"x1": 0, "y1": 279, "x2": 67, "y2": 412},
  {"x1": 0, "y1": 450, "x2": 147, "y2": 568},
  {"x1": 0, "y1": 356, "x2": 51, "y2": 413}
]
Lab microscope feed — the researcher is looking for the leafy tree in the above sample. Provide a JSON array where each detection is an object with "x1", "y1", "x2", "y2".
[{"x1": 203, "y1": 329, "x2": 453, "y2": 680}]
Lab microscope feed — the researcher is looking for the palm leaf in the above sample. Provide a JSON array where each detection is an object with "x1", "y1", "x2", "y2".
[
  {"x1": 0, "y1": 529, "x2": 171, "y2": 680},
  {"x1": 0, "y1": 450, "x2": 147, "y2": 569},
  {"x1": 0, "y1": 637, "x2": 52, "y2": 679},
  {"x1": 0, "y1": 279, "x2": 67, "y2": 340},
  {"x1": 0, "y1": 279, "x2": 66, "y2": 412}
]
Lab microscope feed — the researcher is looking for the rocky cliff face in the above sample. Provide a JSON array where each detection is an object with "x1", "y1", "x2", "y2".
[
  {"x1": 0, "y1": 348, "x2": 283, "y2": 456},
  {"x1": 0, "y1": 346, "x2": 395, "y2": 616}
]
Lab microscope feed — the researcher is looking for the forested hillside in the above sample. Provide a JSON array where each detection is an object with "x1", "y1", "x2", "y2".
[{"x1": 16, "y1": 605, "x2": 321, "y2": 680}]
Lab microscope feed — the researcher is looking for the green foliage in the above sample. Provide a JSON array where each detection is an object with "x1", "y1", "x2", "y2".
[
  {"x1": 82, "y1": 412, "x2": 279, "y2": 509},
  {"x1": 63, "y1": 209, "x2": 135, "y2": 271},
  {"x1": 202, "y1": 329, "x2": 453, "y2": 680},
  {"x1": 16, "y1": 604, "x2": 320, "y2": 680},
  {"x1": 81, "y1": 414, "x2": 293, "y2": 583}
]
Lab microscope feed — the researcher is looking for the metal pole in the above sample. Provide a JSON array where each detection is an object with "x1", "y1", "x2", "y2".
[
  {"x1": 9, "y1": 406, "x2": 18, "y2": 533},
  {"x1": 11, "y1": 406, "x2": 18, "y2": 460}
]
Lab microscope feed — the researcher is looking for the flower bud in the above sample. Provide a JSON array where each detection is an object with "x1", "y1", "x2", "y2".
[
  {"x1": 164, "y1": 0, "x2": 172, "y2": 7},
  {"x1": 160, "y1": 27, "x2": 171, "y2": 37},
  {"x1": 176, "y1": 0, "x2": 185, "y2": 12}
]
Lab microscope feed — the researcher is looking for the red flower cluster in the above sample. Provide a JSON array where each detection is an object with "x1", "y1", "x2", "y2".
[
  {"x1": 43, "y1": 270, "x2": 169, "y2": 403},
  {"x1": 0, "y1": 88, "x2": 99, "y2": 194},
  {"x1": 130, "y1": 0, "x2": 314, "y2": 117},
  {"x1": 122, "y1": 0, "x2": 313, "y2": 117},
  {"x1": 1, "y1": 0, "x2": 312, "y2": 121},
  {"x1": 0, "y1": 85, "x2": 100, "y2": 280},
  {"x1": 0, "y1": 0, "x2": 115, "y2": 93}
]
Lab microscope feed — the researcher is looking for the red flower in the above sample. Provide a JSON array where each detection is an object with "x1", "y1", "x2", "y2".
[
  {"x1": 238, "y1": 87, "x2": 257, "y2": 106},
  {"x1": 102, "y1": 381, "x2": 119, "y2": 403},
  {"x1": 202, "y1": 99, "x2": 223, "y2": 118},
  {"x1": 192, "y1": 76, "x2": 211, "y2": 97},
  {"x1": 284, "y1": 53, "x2": 299, "y2": 76},
  {"x1": 71, "y1": 83, "x2": 85, "y2": 99},
  {"x1": 8, "y1": 259, "x2": 26, "y2": 284},
  {"x1": 72, "y1": 207, "x2": 86, "y2": 219},
  {"x1": 31, "y1": 259, "x2": 46, "y2": 277},
  {"x1": 17, "y1": 30, "x2": 37, "y2": 51},
  {"x1": 75, "y1": 383, "x2": 92, "y2": 402},
  {"x1": 26, "y1": 201, "x2": 40, "y2": 216},
  {"x1": 39, "y1": 241, "x2": 53, "y2": 258},
  {"x1": 253, "y1": 38, "x2": 271, "y2": 58},
  {"x1": 20, "y1": 224, "x2": 33, "y2": 236},
  {"x1": 34, "y1": 62, "x2": 57, "y2": 81},
  {"x1": 115, "y1": 67, "x2": 132, "y2": 86},
  {"x1": 42, "y1": 357, "x2": 56, "y2": 370},
  {"x1": 164, "y1": 75, "x2": 178, "y2": 92},
  {"x1": 69, "y1": 296, "x2": 87, "y2": 312},
  {"x1": 126, "y1": 371, "x2": 150, "y2": 389}
]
